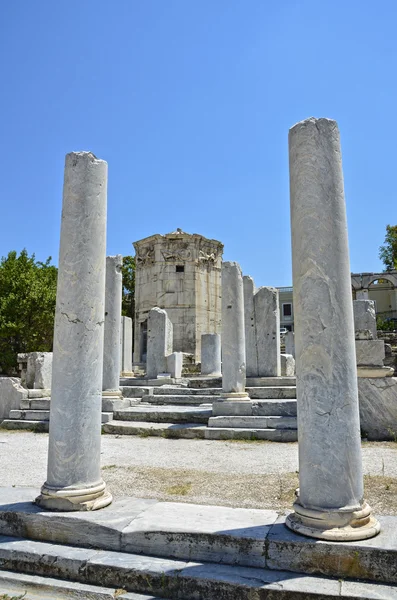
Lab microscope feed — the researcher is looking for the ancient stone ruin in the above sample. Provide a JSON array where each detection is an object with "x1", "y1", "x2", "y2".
[{"x1": 1, "y1": 119, "x2": 397, "y2": 597}]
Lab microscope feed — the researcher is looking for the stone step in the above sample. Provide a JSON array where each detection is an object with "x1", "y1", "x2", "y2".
[
  {"x1": 205, "y1": 427, "x2": 298, "y2": 442},
  {"x1": 246, "y1": 376, "x2": 296, "y2": 387},
  {"x1": 103, "y1": 420, "x2": 206, "y2": 438},
  {"x1": 153, "y1": 386, "x2": 221, "y2": 396},
  {"x1": 121, "y1": 386, "x2": 153, "y2": 398},
  {"x1": 114, "y1": 406, "x2": 211, "y2": 423},
  {"x1": 9, "y1": 409, "x2": 51, "y2": 421},
  {"x1": 247, "y1": 386, "x2": 296, "y2": 399},
  {"x1": 103, "y1": 420, "x2": 297, "y2": 441},
  {"x1": 20, "y1": 397, "x2": 51, "y2": 409},
  {"x1": 142, "y1": 394, "x2": 217, "y2": 406},
  {"x1": 0, "y1": 570, "x2": 162, "y2": 599},
  {"x1": 26, "y1": 388, "x2": 51, "y2": 398},
  {"x1": 1, "y1": 419, "x2": 49, "y2": 432},
  {"x1": 120, "y1": 377, "x2": 179, "y2": 386},
  {"x1": 208, "y1": 415, "x2": 297, "y2": 429},
  {"x1": 3, "y1": 411, "x2": 113, "y2": 431},
  {"x1": 0, "y1": 536, "x2": 389, "y2": 599},
  {"x1": 121, "y1": 386, "x2": 222, "y2": 399},
  {"x1": 212, "y1": 399, "x2": 297, "y2": 417}
]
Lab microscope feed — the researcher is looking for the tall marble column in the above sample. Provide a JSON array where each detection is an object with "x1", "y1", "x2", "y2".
[
  {"x1": 103, "y1": 255, "x2": 123, "y2": 399},
  {"x1": 36, "y1": 152, "x2": 112, "y2": 512},
  {"x1": 286, "y1": 118, "x2": 379, "y2": 540},
  {"x1": 221, "y1": 262, "x2": 249, "y2": 401}
]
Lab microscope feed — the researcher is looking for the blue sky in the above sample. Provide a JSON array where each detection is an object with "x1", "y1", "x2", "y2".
[{"x1": 1, "y1": 1, "x2": 395, "y2": 286}]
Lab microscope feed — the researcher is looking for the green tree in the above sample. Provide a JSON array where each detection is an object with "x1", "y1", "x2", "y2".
[
  {"x1": 121, "y1": 255, "x2": 135, "y2": 319},
  {"x1": 0, "y1": 250, "x2": 57, "y2": 374},
  {"x1": 379, "y1": 225, "x2": 397, "y2": 271}
]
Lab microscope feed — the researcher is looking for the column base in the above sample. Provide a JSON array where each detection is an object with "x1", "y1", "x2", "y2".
[
  {"x1": 357, "y1": 366, "x2": 394, "y2": 378},
  {"x1": 102, "y1": 389, "x2": 123, "y2": 398},
  {"x1": 286, "y1": 499, "x2": 380, "y2": 541},
  {"x1": 221, "y1": 392, "x2": 250, "y2": 402},
  {"x1": 35, "y1": 480, "x2": 112, "y2": 512},
  {"x1": 120, "y1": 371, "x2": 135, "y2": 377}
]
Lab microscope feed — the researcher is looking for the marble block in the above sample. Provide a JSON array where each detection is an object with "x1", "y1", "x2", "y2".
[
  {"x1": 281, "y1": 354, "x2": 295, "y2": 377},
  {"x1": 354, "y1": 300, "x2": 377, "y2": 340},
  {"x1": 167, "y1": 352, "x2": 183, "y2": 378},
  {"x1": 355, "y1": 340, "x2": 385, "y2": 367}
]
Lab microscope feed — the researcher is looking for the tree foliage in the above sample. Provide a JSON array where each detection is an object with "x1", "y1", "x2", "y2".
[
  {"x1": 0, "y1": 250, "x2": 57, "y2": 374},
  {"x1": 121, "y1": 255, "x2": 135, "y2": 319},
  {"x1": 379, "y1": 225, "x2": 397, "y2": 271}
]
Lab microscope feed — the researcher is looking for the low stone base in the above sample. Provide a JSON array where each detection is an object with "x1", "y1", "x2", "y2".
[
  {"x1": 35, "y1": 481, "x2": 112, "y2": 512},
  {"x1": 286, "y1": 500, "x2": 380, "y2": 541},
  {"x1": 357, "y1": 366, "x2": 394, "y2": 378},
  {"x1": 220, "y1": 391, "x2": 250, "y2": 402}
]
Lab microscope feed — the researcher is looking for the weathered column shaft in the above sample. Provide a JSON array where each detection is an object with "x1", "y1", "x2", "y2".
[
  {"x1": 103, "y1": 255, "x2": 123, "y2": 392},
  {"x1": 36, "y1": 152, "x2": 111, "y2": 512},
  {"x1": 120, "y1": 316, "x2": 133, "y2": 376},
  {"x1": 243, "y1": 276, "x2": 258, "y2": 377},
  {"x1": 201, "y1": 333, "x2": 221, "y2": 376},
  {"x1": 221, "y1": 262, "x2": 248, "y2": 399},
  {"x1": 146, "y1": 307, "x2": 173, "y2": 379},
  {"x1": 254, "y1": 286, "x2": 281, "y2": 377},
  {"x1": 286, "y1": 118, "x2": 379, "y2": 540}
]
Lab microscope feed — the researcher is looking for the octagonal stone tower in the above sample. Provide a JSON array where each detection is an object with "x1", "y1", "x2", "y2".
[{"x1": 133, "y1": 229, "x2": 223, "y2": 363}]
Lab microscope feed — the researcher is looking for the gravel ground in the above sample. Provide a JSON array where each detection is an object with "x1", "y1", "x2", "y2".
[{"x1": 1, "y1": 431, "x2": 396, "y2": 513}]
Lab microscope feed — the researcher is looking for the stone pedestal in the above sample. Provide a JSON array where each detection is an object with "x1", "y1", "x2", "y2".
[
  {"x1": 286, "y1": 118, "x2": 379, "y2": 540},
  {"x1": 102, "y1": 255, "x2": 123, "y2": 400},
  {"x1": 221, "y1": 262, "x2": 248, "y2": 401},
  {"x1": 201, "y1": 333, "x2": 221, "y2": 376},
  {"x1": 167, "y1": 352, "x2": 183, "y2": 378},
  {"x1": 146, "y1": 307, "x2": 173, "y2": 379},
  {"x1": 36, "y1": 152, "x2": 112, "y2": 512},
  {"x1": 120, "y1": 316, "x2": 134, "y2": 376}
]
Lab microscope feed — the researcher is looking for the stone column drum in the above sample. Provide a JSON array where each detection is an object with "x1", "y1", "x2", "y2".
[
  {"x1": 102, "y1": 255, "x2": 123, "y2": 398},
  {"x1": 221, "y1": 262, "x2": 249, "y2": 400},
  {"x1": 201, "y1": 333, "x2": 221, "y2": 376},
  {"x1": 36, "y1": 152, "x2": 112, "y2": 511},
  {"x1": 286, "y1": 118, "x2": 379, "y2": 540}
]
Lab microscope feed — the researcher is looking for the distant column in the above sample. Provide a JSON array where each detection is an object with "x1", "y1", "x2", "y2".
[
  {"x1": 120, "y1": 316, "x2": 134, "y2": 376},
  {"x1": 254, "y1": 286, "x2": 281, "y2": 377},
  {"x1": 103, "y1": 255, "x2": 123, "y2": 397},
  {"x1": 285, "y1": 331, "x2": 295, "y2": 358},
  {"x1": 201, "y1": 333, "x2": 221, "y2": 376},
  {"x1": 146, "y1": 307, "x2": 173, "y2": 379},
  {"x1": 243, "y1": 276, "x2": 258, "y2": 377},
  {"x1": 36, "y1": 152, "x2": 112, "y2": 511},
  {"x1": 221, "y1": 262, "x2": 249, "y2": 400},
  {"x1": 286, "y1": 118, "x2": 379, "y2": 540}
]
